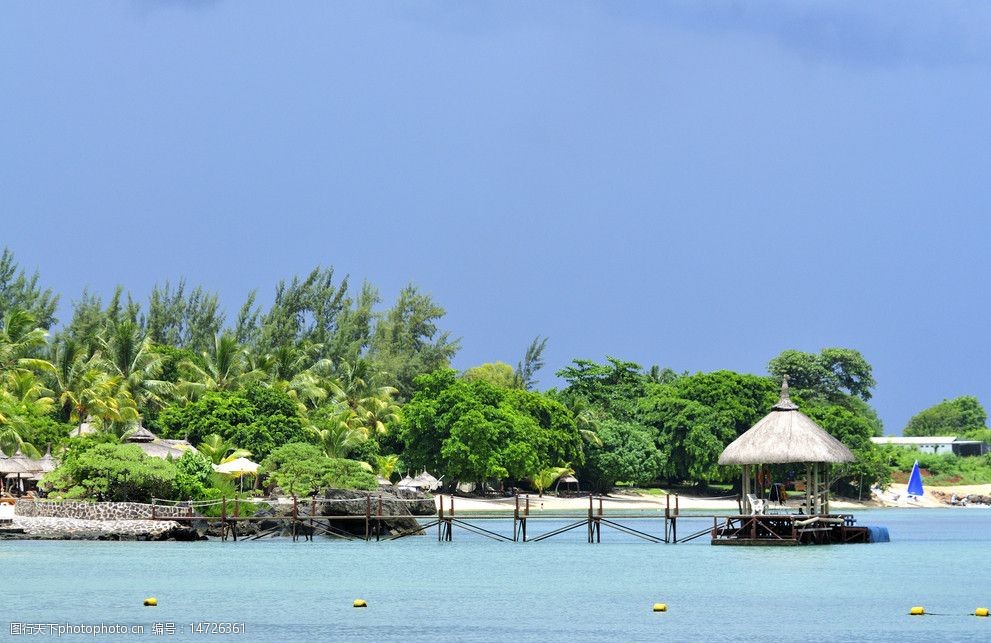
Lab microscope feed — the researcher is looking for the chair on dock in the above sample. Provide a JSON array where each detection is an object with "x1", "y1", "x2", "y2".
[{"x1": 746, "y1": 494, "x2": 766, "y2": 515}]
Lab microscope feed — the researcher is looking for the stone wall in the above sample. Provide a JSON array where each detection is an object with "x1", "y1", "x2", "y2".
[{"x1": 14, "y1": 500, "x2": 192, "y2": 520}]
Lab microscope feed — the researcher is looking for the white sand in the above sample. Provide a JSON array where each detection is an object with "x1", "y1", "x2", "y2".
[{"x1": 434, "y1": 484, "x2": 991, "y2": 514}]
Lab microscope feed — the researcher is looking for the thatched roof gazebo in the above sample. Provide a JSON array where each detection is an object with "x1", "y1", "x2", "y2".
[{"x1": 718, "y1": 376, "x2": 854, "y2": 515}]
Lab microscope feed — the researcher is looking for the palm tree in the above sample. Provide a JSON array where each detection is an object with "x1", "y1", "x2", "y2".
[
  {"x1": 309, "y1": 411, "x2": 367, "y2": 459},
  {"x1": 353, "y1": 390, "x2": 401, "y2": 437},
  {"x1": 1, "y1": 369, "x2": 55, "y2": 418},
  {"x1": 179, "y1": 332, "x2": 262, "y2": 398},
  {"x1": 196, "y1": 433, "x2": 253, "y2": 465},
  {"x1": 99, "y1": 320, "x2": 172, "y2": 412},
  {"x1": 374, "y1": 454, "x2": 400, "y2": 481},
  {"x1": 334, "y1": 359, "x2": 400, "y2": 436},
  {"x1": 0, "y1": 425, "x2": 41, "y2": 458},
  {"x1": 0, "y1": 308, "x2": 51, "y2": 374},
  {"x1": 46, "y1": 337, "x2": 138, "y2": 427},
  {"x1": 531, "y1": 465, "x2": 574, "y2": 497}
]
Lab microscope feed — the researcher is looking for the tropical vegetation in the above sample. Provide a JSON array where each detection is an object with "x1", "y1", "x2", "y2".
[{"x1": 0, "y1": 247, "x2": 987, "y2": 502}]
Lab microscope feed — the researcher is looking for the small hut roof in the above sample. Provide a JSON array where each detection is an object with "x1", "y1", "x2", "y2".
[
  {"x1": 402, "y1": 471, "x2": 441, "y2": 490},
  {"x1": 0, "y1": 454, "x2": 31, "y2": 474},
  {"x1": 71, "y1": 420, "x2": 98, "y2": 437},
  {"x1": 11, "y1": 449, "x2": 43, "y2": 473},
  {"x1": 135, "y1": 441, "x2": 191, "y2": 460},
  {"x1": 38, "y1": 447, "x2": 58, "y2": 473},
  {"x1": 718, "y1": 376, "x2": 855, "y2": 466},
  {"x1": 125, "y1": 424, "x2": 158, "y2": 443}
]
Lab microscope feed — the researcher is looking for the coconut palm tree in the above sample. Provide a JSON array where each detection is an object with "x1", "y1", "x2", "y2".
[
  {"x1": 1, "y1": 369, "x2": 55, "y2": 418},
  {"x1": 99, "y1": 320, "x2": 173, "y2": 412},
  {"x1": 46, "y1": 337, "x2": 138, "y2": 427},
  {"x1": 308, "y1": 411, "x2": 367, "y2": 459},
  {"x1": 531, "y1": 465, "x2": 574, "y2": 497},
  {"x1": 0, "y1": 308, "x2": 51, "y2": 374},
  {"x1": 374, "y1": 454, "x2": 400, "y2": 481},
  {"x1": 196, "y1": 433, "x2": 253, "y2": 465},
  {"x1": 179, "y1": 332, "x2": 263, "y2": 398},
  {"x1": 353, "y1": 390, "x2": 401, "y2": 437}
]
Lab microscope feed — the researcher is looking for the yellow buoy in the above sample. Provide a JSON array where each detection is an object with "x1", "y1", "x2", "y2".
[
  {"x1": 143, "y1": 598, "x2": 158, "y2": 607},
  {"x1": 975, "y1": 607, "x2": 989, "y2": 617},
  {"x1": 652, "y1": 603, "x2": 667, "y2": 612},
  {"x1": 909, "y1": 606, "x2": 924, "y2": 616},
  {"x1": 353, "y1": 599, "x2": 367, "y2": 608}
]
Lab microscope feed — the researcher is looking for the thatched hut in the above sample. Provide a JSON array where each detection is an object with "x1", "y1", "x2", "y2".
[
  {"x1": 124, "y1": 424, "x2": 193, "y2": 459},
  {"x1": 718, "y1": 376, "x2": 854, "y2": 515}
]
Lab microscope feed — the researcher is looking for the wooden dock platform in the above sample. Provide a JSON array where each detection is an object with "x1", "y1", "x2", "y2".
[{"x1": 150, "y1": 493, "x2": 876, "y2": 545}]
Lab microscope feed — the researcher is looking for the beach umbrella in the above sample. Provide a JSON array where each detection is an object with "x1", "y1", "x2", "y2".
[
  {"x1": 907, "y1": 460, "x2": 924, "y2": 497},
  {"x1": 213, "y1": 457, "x2": 260, "y2": 475},
  {"x1": 213, "y1": 457, "x2": 260, "y2": 492}
]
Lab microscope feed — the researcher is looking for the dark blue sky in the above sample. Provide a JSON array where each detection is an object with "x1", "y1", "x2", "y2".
[{"x1": 3, "y1": 2, "x2": 989, "y2": 434}]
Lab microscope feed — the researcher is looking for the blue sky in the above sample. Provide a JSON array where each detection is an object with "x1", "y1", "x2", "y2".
[{"x1": 2, "y1": 2, "x2": 989, "y2": 434}]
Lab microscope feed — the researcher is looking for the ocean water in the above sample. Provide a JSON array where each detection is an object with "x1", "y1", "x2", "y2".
[{"x1": 3, "y1": 509, "x2": 989, "y2": 642}]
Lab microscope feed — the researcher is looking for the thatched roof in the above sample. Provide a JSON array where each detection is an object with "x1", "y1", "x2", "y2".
[
  {"x1": 718, "y1": 376, "x2": 855, "y2": 466},
  {"x1": 71, "y1": 420, "x2": 98, "y2": 437},
  {"x1": 125, "y1": 424, "x2": 158, "y2": 443},
  {"x1": 37, "y1": 447, "x2": 58, "y2": 473}
]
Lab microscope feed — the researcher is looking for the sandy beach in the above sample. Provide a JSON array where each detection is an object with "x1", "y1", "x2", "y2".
[{"x1": 434, "y1": 485, "x2": 991, "y2": 513}]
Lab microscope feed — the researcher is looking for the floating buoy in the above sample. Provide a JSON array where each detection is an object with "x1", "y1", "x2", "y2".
[
  {"x1": 909, "y1": 606, "x2": 924, "y2": 616},
  {"x1": 652, "y1": 603, "x2": 667, "y2": 612},
  {"x1": 353, "y1": 599, "x2": 367, "y2": 608},
  {"x1": 976, "y1": 607, "x2": 989, "y2": 617},
  {"x1": 143, "y1": 598, "x2": 158, "y2": 607}
]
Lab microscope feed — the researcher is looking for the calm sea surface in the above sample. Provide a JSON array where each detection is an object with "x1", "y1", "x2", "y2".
[{"x1": 3, "y1": 509, "x2": 989, "y2": 642}]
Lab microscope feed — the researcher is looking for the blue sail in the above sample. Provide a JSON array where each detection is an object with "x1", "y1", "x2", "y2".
[{"x1": 907, "y1": 460, "x2": 924, "y2": 496}]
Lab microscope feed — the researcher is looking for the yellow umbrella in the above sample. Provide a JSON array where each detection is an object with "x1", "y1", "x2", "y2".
[{"x1": 212, "y1": 457, "x2": 260, "y2": 492}]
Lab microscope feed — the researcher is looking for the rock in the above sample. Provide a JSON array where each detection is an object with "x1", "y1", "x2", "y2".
[{"x1": 314, "y1": 488, "x2": 435, "y2": 537}]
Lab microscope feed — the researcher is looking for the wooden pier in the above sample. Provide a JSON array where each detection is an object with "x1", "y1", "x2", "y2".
[{"x1": 150, "y1": 492, "x2": 874, "y2": 546}]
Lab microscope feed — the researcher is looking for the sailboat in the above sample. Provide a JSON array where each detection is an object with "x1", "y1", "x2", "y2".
[{"x1": 906, "y1": 460, "x2": 924, "y2": 498}]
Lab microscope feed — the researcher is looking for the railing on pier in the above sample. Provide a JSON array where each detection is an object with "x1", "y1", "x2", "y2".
[{"x1": 150, "y1": 492, "x2": 767, "y2": 544}]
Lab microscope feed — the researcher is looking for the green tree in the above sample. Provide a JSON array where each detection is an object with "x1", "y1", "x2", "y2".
[
  {"x1": 179, "y1": 332, "x2": 262, "y2": 397},
  {"x1": 260, "y1": 442, "x2": 377, "y2": 495},
  {"x1": 463, "y1": 362, "x2": 516, "y2": 388},
  {"x1": 400, "y1": 370, "x2": 581, "y2": 487},
  {"x1": 42, "y1": 442, "x2": 178, "y2": 502},
  {"x1": 157, "y1": 384, "x2": 307, "y2": 460},
  {"x1": 368, "y1": 285, "x2": 460, "y2": 400},
  {"x1": 0, "y1": 248, "x2": 58, "y2": 328},
  {"x1": 641, "y1": 394, "x2": 733, "y2": 485},
  {"x1": 514, "y1": 336, "x2": 548, "y2": 390},
  {"x1": 903, "y1": 396, "x2": 988, "y2": 437},
  {"x1": 578, "y1": 418, "x2": 665, "y2": 491},
  {"x1": 195, "y1": 433, "x2": 253, "y2": 465},
  {"x1": 146, "y1": 280, "x2": 225, "y2": 354},
  {"x1": 99, "y1": 320, "x2": 172, "y2": 413},
  {"x1": 768, "y1": 348, "x2": 876, "y2": 401}
]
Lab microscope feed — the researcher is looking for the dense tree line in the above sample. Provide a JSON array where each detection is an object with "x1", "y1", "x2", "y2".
[{"x1": 2, "y1": 246, "x2": 975, "y2": 501}]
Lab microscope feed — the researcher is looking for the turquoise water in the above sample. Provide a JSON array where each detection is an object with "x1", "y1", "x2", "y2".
[{"x1": 3, "y1": 509, "x2": 989, "y2": 642}]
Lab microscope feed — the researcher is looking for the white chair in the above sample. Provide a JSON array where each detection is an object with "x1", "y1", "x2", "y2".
[
  {"x1": 0, "y1": 502, "x2": 15, "y2": 524},
  {"x1": 746, "y1": 494, "x2": 767, "y2": 515}
]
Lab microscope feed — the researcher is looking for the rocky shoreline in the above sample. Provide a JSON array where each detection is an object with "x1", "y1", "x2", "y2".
[
  {"x1": 4, "y1": 515, "x2": 194, "y2": 541},
  {"x1": 1, "y1": 490, "x2": 436, "y2": 541}
]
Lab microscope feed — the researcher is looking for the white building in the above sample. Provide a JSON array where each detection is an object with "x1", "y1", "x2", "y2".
[{"x1": 870, "y1": 436, "x2": 988, "y2": 457}]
